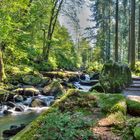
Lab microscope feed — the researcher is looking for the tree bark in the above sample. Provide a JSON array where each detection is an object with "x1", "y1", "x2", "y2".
[
  {"x1": 138, "y1": 4, "x2": 140, "y2": 60},
  {"x1": 130, "y1": 0, "x2": 136, "y2": 69},
  {"x1": 115, "y1": 0, "x2": 119, "y2": 62},
  {"x1": 0, "y1": 45, "x2": 6, "y2": 82},
  {"x1": 107, "y1": 0, "x2": 111, "y2": 60},
  {"x1": 43, "y1": 0, "x2": 64, "y2": 61},
  {"x1": 128, "y1": 0, "x2": 131, "y2": 63}
]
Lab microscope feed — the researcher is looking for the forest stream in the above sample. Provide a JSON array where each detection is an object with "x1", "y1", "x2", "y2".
[{"x1": 0, "y1": 73, "x2": 93, "y2": 140}]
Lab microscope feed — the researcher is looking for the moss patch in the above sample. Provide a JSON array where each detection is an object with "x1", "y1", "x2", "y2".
[
  {"x1": 94, "y1": 93, "x2": 126, "y2": 114},
  {"x1": 127, "y1": 99, "x2": 140, "y2": 116}
]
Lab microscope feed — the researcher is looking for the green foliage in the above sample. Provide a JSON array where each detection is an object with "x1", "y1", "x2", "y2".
[
  {"x1": 134, "y1": 61, "x2": 140, "y2": 76},
  {"x1": 115, "y1": 118, "x2": 140, "y2": 140},
  {"x1": 133, "y1": 125, "x2": 140, "y2": 140},
  {"x1": 87, "y1": 61, "x2": 103, "y2": 73},
  {"x1": 34, "y1": 111, "x2": 95, "y2": 140}
]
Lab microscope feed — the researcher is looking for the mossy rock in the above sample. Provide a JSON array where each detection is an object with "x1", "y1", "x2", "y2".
[
  {"x1": 100, "y1": 60, "x2": 132, "y2": 93},
  {"x1": 0, "y1": 89, "x2": 15, "y2": 102},
  {"x1": 95, "y1": 93, "x2": 126, "y2": 114},
  {"x1": 127, "y1": 99, "x2": 140, "y2": 116},
  {"x1": 30, "y1": 98, "x2": 46, "y2": 107},
  {"x1": 22, "y1": 75, "x2": 42, "y2": 86},
  {"x1": 98, "y1": 111, "x2": 125, "y2": 127},
  {"x1": 13, "y1": 87, "x2": 40, "y2": 97},
  {"x1": 43, "y1": 80, "x2": 65, "y2": 97},
  {"x1": 89, "y1": 83, "x2": 104, "y2": 92}
]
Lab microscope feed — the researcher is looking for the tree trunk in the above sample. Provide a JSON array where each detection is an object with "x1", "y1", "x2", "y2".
[
  {"x1": 107, "y1": 0, "x2": 111, "y2": 60},
  {"x1": 0, "y1": 49, "x2": 6, "y2": 82},
  {"x1": 128, "y1": 1, "x2": 131, "y2": 63},
  {"x1": 130, "y1": 0, "x2": 136, "y2": 69},
  {"x1": 115, "y1": 0, "x2": 119, "y2": 62},
  {"x1": 43, "y1": 0, "x2": 64, "y2": 61},
  {"x1": 138, "y1": 4, "x2": 140, "y2": 60}
]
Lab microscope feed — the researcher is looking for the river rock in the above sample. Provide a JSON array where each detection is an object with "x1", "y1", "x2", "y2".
[
  {"x1": 6, "y1": 101, "x2": 16, "y2": 108},
  {"x1": 14, "y1": 87, "x2": 40, "y2": 97},
  {"x1": 22, "y1": 74, "x2": 42, "y2": 86},
  {"x1": 15, "y1": 105, "x2": 24, "y2": 112},
  {"x1": 3, "y1": 124, "x2": 26, "y2": 137},
  {"x1": 38, "y1": 77, "x2": 51, "y2": 87},
  {"x1": 14, "y1": 95, "x2": 24, "y2": 102},
  {"x1": 43, "y1": 80, "x2": 65, "y2": 97},
  {"x1": 80, "y1": 74, "x2": 86, "y2": 80},
  {"x1": 79, "y1": 79, "x2": 99, "y2": 86},
  {"x1": 3, "y1": 110, "x2": 12, "y2": 115},
  {"x1": 30, "y1": 98, "x2": 46, "y2": 107},
  {"x1": 0, "y1": 90, "x2": 15, "y2": 102}
]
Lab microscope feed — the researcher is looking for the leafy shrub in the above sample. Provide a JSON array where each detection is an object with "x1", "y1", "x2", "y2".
[
  {"x1": 87, "y1": 61, "x2": 103, "y2": 73},
  {"x1": 134, "y1": 61, "x2": 140, "y2": 76},
  {"x1": 34, "y1": 111, "x2": 95, "y2": 140}
]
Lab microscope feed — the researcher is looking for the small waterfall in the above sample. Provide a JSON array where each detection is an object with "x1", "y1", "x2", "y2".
[
  {"x1": 0, "y1": 105, "x2": 8, "y2": 116},
  {"x1": 85, "y1": 74, "x2": 90, "y2": 81},
  {"x1": 0, "y1": 95, "x2": 54, "y2": 116},
  {"x1": 74, "y1": 74, "x2": 92, "y2": 92}
]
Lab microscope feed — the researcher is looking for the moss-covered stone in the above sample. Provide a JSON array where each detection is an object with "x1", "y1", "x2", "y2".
[
  {"x1": 98, "y1": 111, "x2": 125, "y2": 127},
  {"x1": 43, "y1": 80, "x2": 65, "y2": 97},
  {"x1": 13, "y1": 87, "x2": 40, "y2": 97},
  {"x1": 127, "y1": 99, "x2": 140, "y2": 116},
  {"x1": 95, "y1": 93, "x2": 126, "y2": 114},
  {"x1": 89, "y1": 83, "x2": 104, "y2": 92},
  {"x1": 22, "y1": 75, "x2": 42, "y2": 86},
  {"x1": 100, "y1": 60, "x2": 132, "y2": 93}
]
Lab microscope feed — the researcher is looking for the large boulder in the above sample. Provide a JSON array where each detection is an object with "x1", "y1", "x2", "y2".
[
  {"x1": 3, "y1": 124, "x2": 25, "y2": 137},
  {"x1": 14, "y1": 87, "x2": 40, "y2": 97},
  {"x1": 15, "y1": 105, "x2": 24, "y2": 112},
  {"x1": 6, "y1": 101, "x2": 16, "y2": 108},
  {"x1": 30, "y1": 98, "x2": 46, "y2": 107},
  {"x1": 14, "y1": 95, "x2": 23, "y2": 102},
  {"x1": 100, "y1": 61, "x2": 132, "y2": 93},
  {"x1": 3, "y1": 110, "x2": 12, "y2": 115},
  {"x1": 127, "y1": 99, "x2": 140, "y2": 116},
  {"x1": 43, "y1": 80, "x2": 65, "y2": 97}
]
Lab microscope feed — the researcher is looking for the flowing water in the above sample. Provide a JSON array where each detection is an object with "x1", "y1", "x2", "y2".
[
  {"x1": 74, "y1": 74, "x2": 92, "y2": 92},
  {"x1": 0, "y1": 95, "x2": 54, "y2": 139}
]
